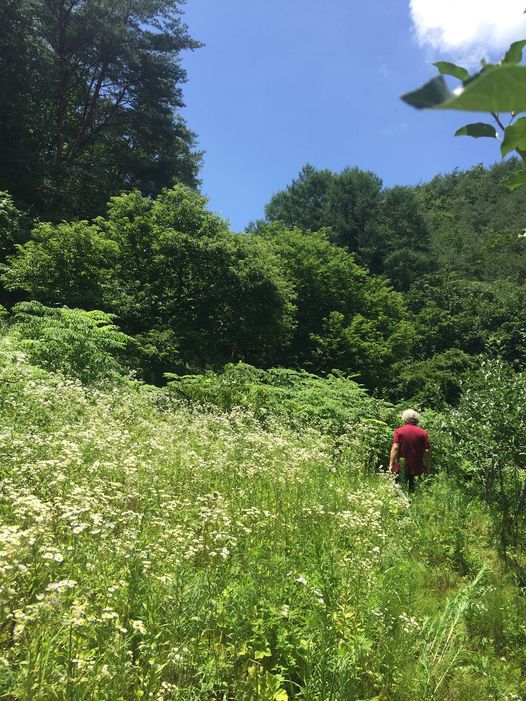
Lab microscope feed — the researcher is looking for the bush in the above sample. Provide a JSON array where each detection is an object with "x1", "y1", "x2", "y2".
[
  {"x1": 2, "y1": 219, "x2": 119, "y2": 308},
  {"x1": 392, "y1": 349, "x2": 479, "y2": 409},
  {"x1": 432, "y1": 360, "x2": 526, "y2": 561},
  {"x1": 10, "y1": 301, "x2": 132, "y2": 384}
]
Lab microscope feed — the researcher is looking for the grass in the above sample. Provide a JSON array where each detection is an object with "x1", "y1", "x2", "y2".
[{"x1": 0, "y1": 341, "x2": 525, "y2": 700}]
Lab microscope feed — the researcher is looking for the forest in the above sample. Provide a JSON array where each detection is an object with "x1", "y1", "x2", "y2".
[{"x1": 1, "y1": 2, "x2": 526, "y2": 700}]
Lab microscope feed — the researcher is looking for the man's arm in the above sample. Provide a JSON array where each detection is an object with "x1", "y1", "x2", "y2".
[{"x1": 389, "y1": 442, "x2": 399, "y2": 473}]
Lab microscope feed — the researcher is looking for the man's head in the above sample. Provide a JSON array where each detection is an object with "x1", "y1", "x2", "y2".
[{"x1": 402, "y1": 409, "x2": 420, "y2": 425}]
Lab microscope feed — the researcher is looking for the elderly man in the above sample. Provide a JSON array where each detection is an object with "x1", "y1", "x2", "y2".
[{"x1": 389, "y1": 409, "x2": 431, "y2": 492}]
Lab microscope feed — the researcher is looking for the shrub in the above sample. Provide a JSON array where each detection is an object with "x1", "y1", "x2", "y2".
[{"x1": 10, "y1": 301, "x2": 132, "y2": 384}]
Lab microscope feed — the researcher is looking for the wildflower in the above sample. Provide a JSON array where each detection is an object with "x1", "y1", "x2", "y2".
[
  {"x1": 131, "y1": 619, "x2": 146, "y2": 634},
  {"x1": 398, "y1": 612, "x2": 420, "y2": 634},
  {"x1": 41, "y1": 548, "x2": 63, "y2": 562},
  {"x1": 168, "y1": 647, "x2": 185, "y2": 663},
  {"x1": 67, "y1": 601, "x2": 86, "y2": 627},
  {"x1": 46, "y1": 579, "x2": 77, "y2": 592}
]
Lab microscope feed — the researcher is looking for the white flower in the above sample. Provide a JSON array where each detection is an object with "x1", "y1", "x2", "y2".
[
  {"x1": 46, "y1": 579, "x2": 77, "y2": 592},
  {"x1": 101, "y1": 609, "x2": 118, "y2": 620},
  {"x1": 131, "y1": 619, "x2": 146, "y2": 634}
]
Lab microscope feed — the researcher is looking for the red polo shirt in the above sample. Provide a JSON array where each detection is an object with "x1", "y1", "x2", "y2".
[{"x1": 392, "y1": 423, "x2": 430, "y2": 476}]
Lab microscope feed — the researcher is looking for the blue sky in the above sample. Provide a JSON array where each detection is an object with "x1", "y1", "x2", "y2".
[{"x1": 180, "y1": 0, "x2": 526, "y2": 232}]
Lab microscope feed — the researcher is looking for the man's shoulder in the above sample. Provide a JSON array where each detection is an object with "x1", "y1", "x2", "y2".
[{"x1": 399, "y1": 424, "x2": 428, "y2": 436}]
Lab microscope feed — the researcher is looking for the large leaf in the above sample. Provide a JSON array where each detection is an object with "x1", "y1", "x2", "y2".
[
  {"x1": 501, "y1": 171, "x2": 526, "y2": 191},
  {"x1": 402, "y1": 65, "x2": 526, "y2": 112},
  {"x1": 503, "y1": 39, "x2": 526, "y2": 64},
  {"x1": 433, "y1": 61, "x2": 470, "y2": 81},
  {"x1": 401, "y1": 76, "x2": 453, "y2": 109},
  {"x1": 455, "y1": 122, "x2": 498, "y2": 139},
  {"x1": 501, "y1": 117, "x2": 526, "y2": 156}
]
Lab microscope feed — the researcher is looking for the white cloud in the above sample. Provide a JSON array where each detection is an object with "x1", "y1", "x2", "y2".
[{"x1": 410, "y1": 0, "x2": 526, "y2": 65}]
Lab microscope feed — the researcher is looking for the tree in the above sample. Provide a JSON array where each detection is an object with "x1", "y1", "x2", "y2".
[
  {"x1": 0, "y1": 192, "x2": 26, "y2": 265},
  {"x1": 2, "y1": 219, "x2": 119, "y2": 308},
  {"x1": 375, "y1": 186, "x2": 432, "y2": 290},
  {"x1": 0, "y1": 3, "x2": 38, "y2": 209},
  {"x1": 0, "y1": 0, "x2": 201, "y2": 220},
  {"x1": 102, "y1": 187, "x2": 296, "y2": 377},
  {"x1": 418, "y1": 160, "x2": 526, "y2": 282},
  {"x1": 265, "y1": 165, "x2": 383, "y2": 256},
  {"x1": 264, "y1": 165, "x2": 334, "y2": 233},
  {"x1": 258, "y1": 223, "x2": 413, "y2": 389},
  {"x1": 264, "y1": 165, "x2": 432, "y2": 289},
  {"x1": 391, "y1": 349, "x2": 478, "y2": 408},
  {"x1": 3, "y1": 185, "x2": 296, "y2": 381},
  {"x1": 406, "y1": 273, "x2": 526, "y2": 366}
]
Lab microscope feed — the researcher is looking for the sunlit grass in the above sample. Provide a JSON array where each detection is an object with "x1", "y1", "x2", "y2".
[{"x1": 0, "y1": 342, "x2": 525, "y2": 700}]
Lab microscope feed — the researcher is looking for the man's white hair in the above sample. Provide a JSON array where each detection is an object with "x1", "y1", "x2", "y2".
[{"x1": 402, "y1": 409, "x2": 420, "y2": 424}]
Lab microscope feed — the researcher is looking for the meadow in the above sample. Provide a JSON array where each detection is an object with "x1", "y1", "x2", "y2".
[
  {"x1": 3, "y1": 4, "x2": 526, "y2": 699},
  {"x1": 1, "y1": 332, "x2": 525, "y2": 701}
]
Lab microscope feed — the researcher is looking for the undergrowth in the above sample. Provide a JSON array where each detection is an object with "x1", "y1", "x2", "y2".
[{"x1": 0, "y1": 336, "x2": 525, "y2": 700}]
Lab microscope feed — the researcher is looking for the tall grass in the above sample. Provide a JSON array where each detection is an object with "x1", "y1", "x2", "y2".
[{"x1": 0, "y1": 343, "x2": 525, "y2": 700}]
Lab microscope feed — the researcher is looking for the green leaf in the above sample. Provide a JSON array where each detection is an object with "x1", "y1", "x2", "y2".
[
  {"x1": 433, "y1": 61, "x2": 470, "y2": 81},
  {"x1": 401, "y1": 76, "x2": 453, "y2": 109},
  {"x1": 402, "y1": 65, "x2": 526, "y2": 112},
  {"x1": 503, "y1": 39, "x2": 526, "y2": 64},
  {"x1": 253, "y1": 647, "x2": 272, "y2": 659},
  {"x1": 501, "y1": 171, "x2": 526, "y2": 190},
  {"x1": 274, "y1": 690, "x2": 288, "y2": 701},
  {"x1": 455, "y1": 123, "x2": 498, "y2": 139},
  {"x1": 501, "y1": 117, "x2": 526, "y2": 156}
]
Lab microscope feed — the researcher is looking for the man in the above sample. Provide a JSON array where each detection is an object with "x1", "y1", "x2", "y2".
[{"x1": 389, "y1": 409, "x2": 431, "y2": 493}]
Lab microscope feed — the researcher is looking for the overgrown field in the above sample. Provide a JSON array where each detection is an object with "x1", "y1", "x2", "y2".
[{"x1": 1, "y1": 337, "x2": 525, "y2": 700}]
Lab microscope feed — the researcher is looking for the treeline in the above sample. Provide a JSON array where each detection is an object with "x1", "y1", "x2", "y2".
[
  {"x1": 258, "y1": 159, "x2": 526, "y2": 404},
  {"x1": 1, "y1": 156, "x2": 526, "y2": 402},
  {"x1": 1, "y1": 2, "x2": 526, "y2": 406},
  {"x1": 0, "y1": 187, "x2": 410, "y2": 387}
]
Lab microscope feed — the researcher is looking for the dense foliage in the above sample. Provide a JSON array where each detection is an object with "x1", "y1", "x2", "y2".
[
  {"x1": 9, "y1": 301, "x2": 133, "y2": 384},
  {"x1": 257, "y1": 157, "x2": 526, "y2": 404},
  {"x1": 1, "y1": 1, "x2": 526, "y2": 405},
  {"x1": 418, "y1": 160, "x2": 526, "y2": 283},
  {"x1": 2, "y1": 186, "x2": 414, "y2": 387},
  {"x1": 263, "y1": 165, "x2": 432, "y2": 290},
  {"x1": 2, "y1": 147, "x2": 526, "y2": 403},
  {"x1": 258, "y1": 224, "x2": 412, "y2": 386}
]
